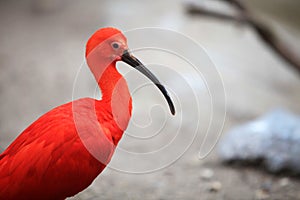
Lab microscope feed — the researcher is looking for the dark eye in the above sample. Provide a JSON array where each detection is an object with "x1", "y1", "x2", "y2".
[{"x1": 111, "y1": 42, "x2": 120, "y2": 49}]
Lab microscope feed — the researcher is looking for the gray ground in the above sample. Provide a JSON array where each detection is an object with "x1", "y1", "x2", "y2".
[{"x1": 1, "y1": 0, "x2": 300, "y2": 199}]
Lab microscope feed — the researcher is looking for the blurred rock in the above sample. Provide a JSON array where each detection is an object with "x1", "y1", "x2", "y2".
[
  {"x1": 208, "y1": 181, "x2": 222, "y2": 192},
  {"x1": 260, "y1": 181, "x2": 272, "y2": 193},
  {"x1": 279, "y1": 177, "x2": 290, "y2": 187},
  {"x1": 255, "y1": 189, "x2": 270, "y2": 200},
  {"x1": 200, "y1": 168, "x2": 214, "y2": 181},
  {"x1": 218, "y1": 109, "x2": 300, "y2": 173}
]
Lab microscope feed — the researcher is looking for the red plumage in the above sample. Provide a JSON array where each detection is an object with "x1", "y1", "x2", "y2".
[
  {"x1": 0, "y1": 28, "x2": 132, "y2": 199},
  {"x1": 0, "y1": 99, "x2": 114, "y2": 199},
  {"x1": 0, "y1": 27, "x2": 174, "y2": 199}
]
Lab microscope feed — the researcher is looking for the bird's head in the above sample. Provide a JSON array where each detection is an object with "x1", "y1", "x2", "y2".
[
  {"x1": 86, "y1": 27, "x2": 127, "y2": 62},
  {"x1": 85, "y1": 27, "x2": 175, "y2": 115}
]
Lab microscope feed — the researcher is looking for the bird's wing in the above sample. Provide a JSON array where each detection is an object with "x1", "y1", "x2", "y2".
[{"x1": 0, "y1": 98, "x2": 115, "y2": 199}]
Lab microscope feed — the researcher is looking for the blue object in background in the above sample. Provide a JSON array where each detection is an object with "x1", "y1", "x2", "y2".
[{"x1": 218, "y1": 109, "x2": 300, "y2": 174}]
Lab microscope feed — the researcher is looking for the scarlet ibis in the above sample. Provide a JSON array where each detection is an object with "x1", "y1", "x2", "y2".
[{"x1": 0, "y1": 27, "x2": 175, "y2": 200}]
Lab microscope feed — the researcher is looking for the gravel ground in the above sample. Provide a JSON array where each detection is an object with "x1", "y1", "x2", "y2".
[{"x1": 1, "y1": 0, "x2": 300, "y2": 199}]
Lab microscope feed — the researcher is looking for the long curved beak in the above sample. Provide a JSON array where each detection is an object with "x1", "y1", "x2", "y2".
[{"x1": 121, "y1": 50, "x2": 175, "y2": 115}]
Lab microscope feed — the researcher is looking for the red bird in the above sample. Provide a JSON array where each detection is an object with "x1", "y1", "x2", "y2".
[{"x1": 0, "y1": 27, "x2": 175, "y2": 200}]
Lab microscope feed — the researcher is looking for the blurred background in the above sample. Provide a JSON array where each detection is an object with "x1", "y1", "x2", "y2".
[{"x1": 0, "y1": 0, "x2": 300, "y2": 199}]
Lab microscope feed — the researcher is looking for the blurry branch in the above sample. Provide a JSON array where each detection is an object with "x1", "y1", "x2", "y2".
[
  {"x1": 222, "y1": 0, "x2": 247, "y2": 12},
  {"x1": 185, "y1": 0, "x2": 300, "y2": 75}
]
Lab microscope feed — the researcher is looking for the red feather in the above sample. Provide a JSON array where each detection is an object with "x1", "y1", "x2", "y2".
[{"x1": 0, "y1": 27, "x2": 132, "y2": 199}]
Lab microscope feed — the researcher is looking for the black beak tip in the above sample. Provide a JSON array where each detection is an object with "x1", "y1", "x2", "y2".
[
  {"x1": 171, "y1": 107, "x2": 175, "y2": 115},
  {"x1": 167, "y1": 96, "x2": 176, "y2": 115}
]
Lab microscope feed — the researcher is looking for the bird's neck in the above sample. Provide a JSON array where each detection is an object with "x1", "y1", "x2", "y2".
[
  {"x1": 98, "y1": 63, "x2": 126, "y2": 101},
  {"x1": 91, "y1": 61, "x2": 132, "y2": 144}
]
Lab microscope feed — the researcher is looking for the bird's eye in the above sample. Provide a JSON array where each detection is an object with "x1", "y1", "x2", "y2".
[{"x1": 111, "y1": 42, "x2": 120, "y2": 49}]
